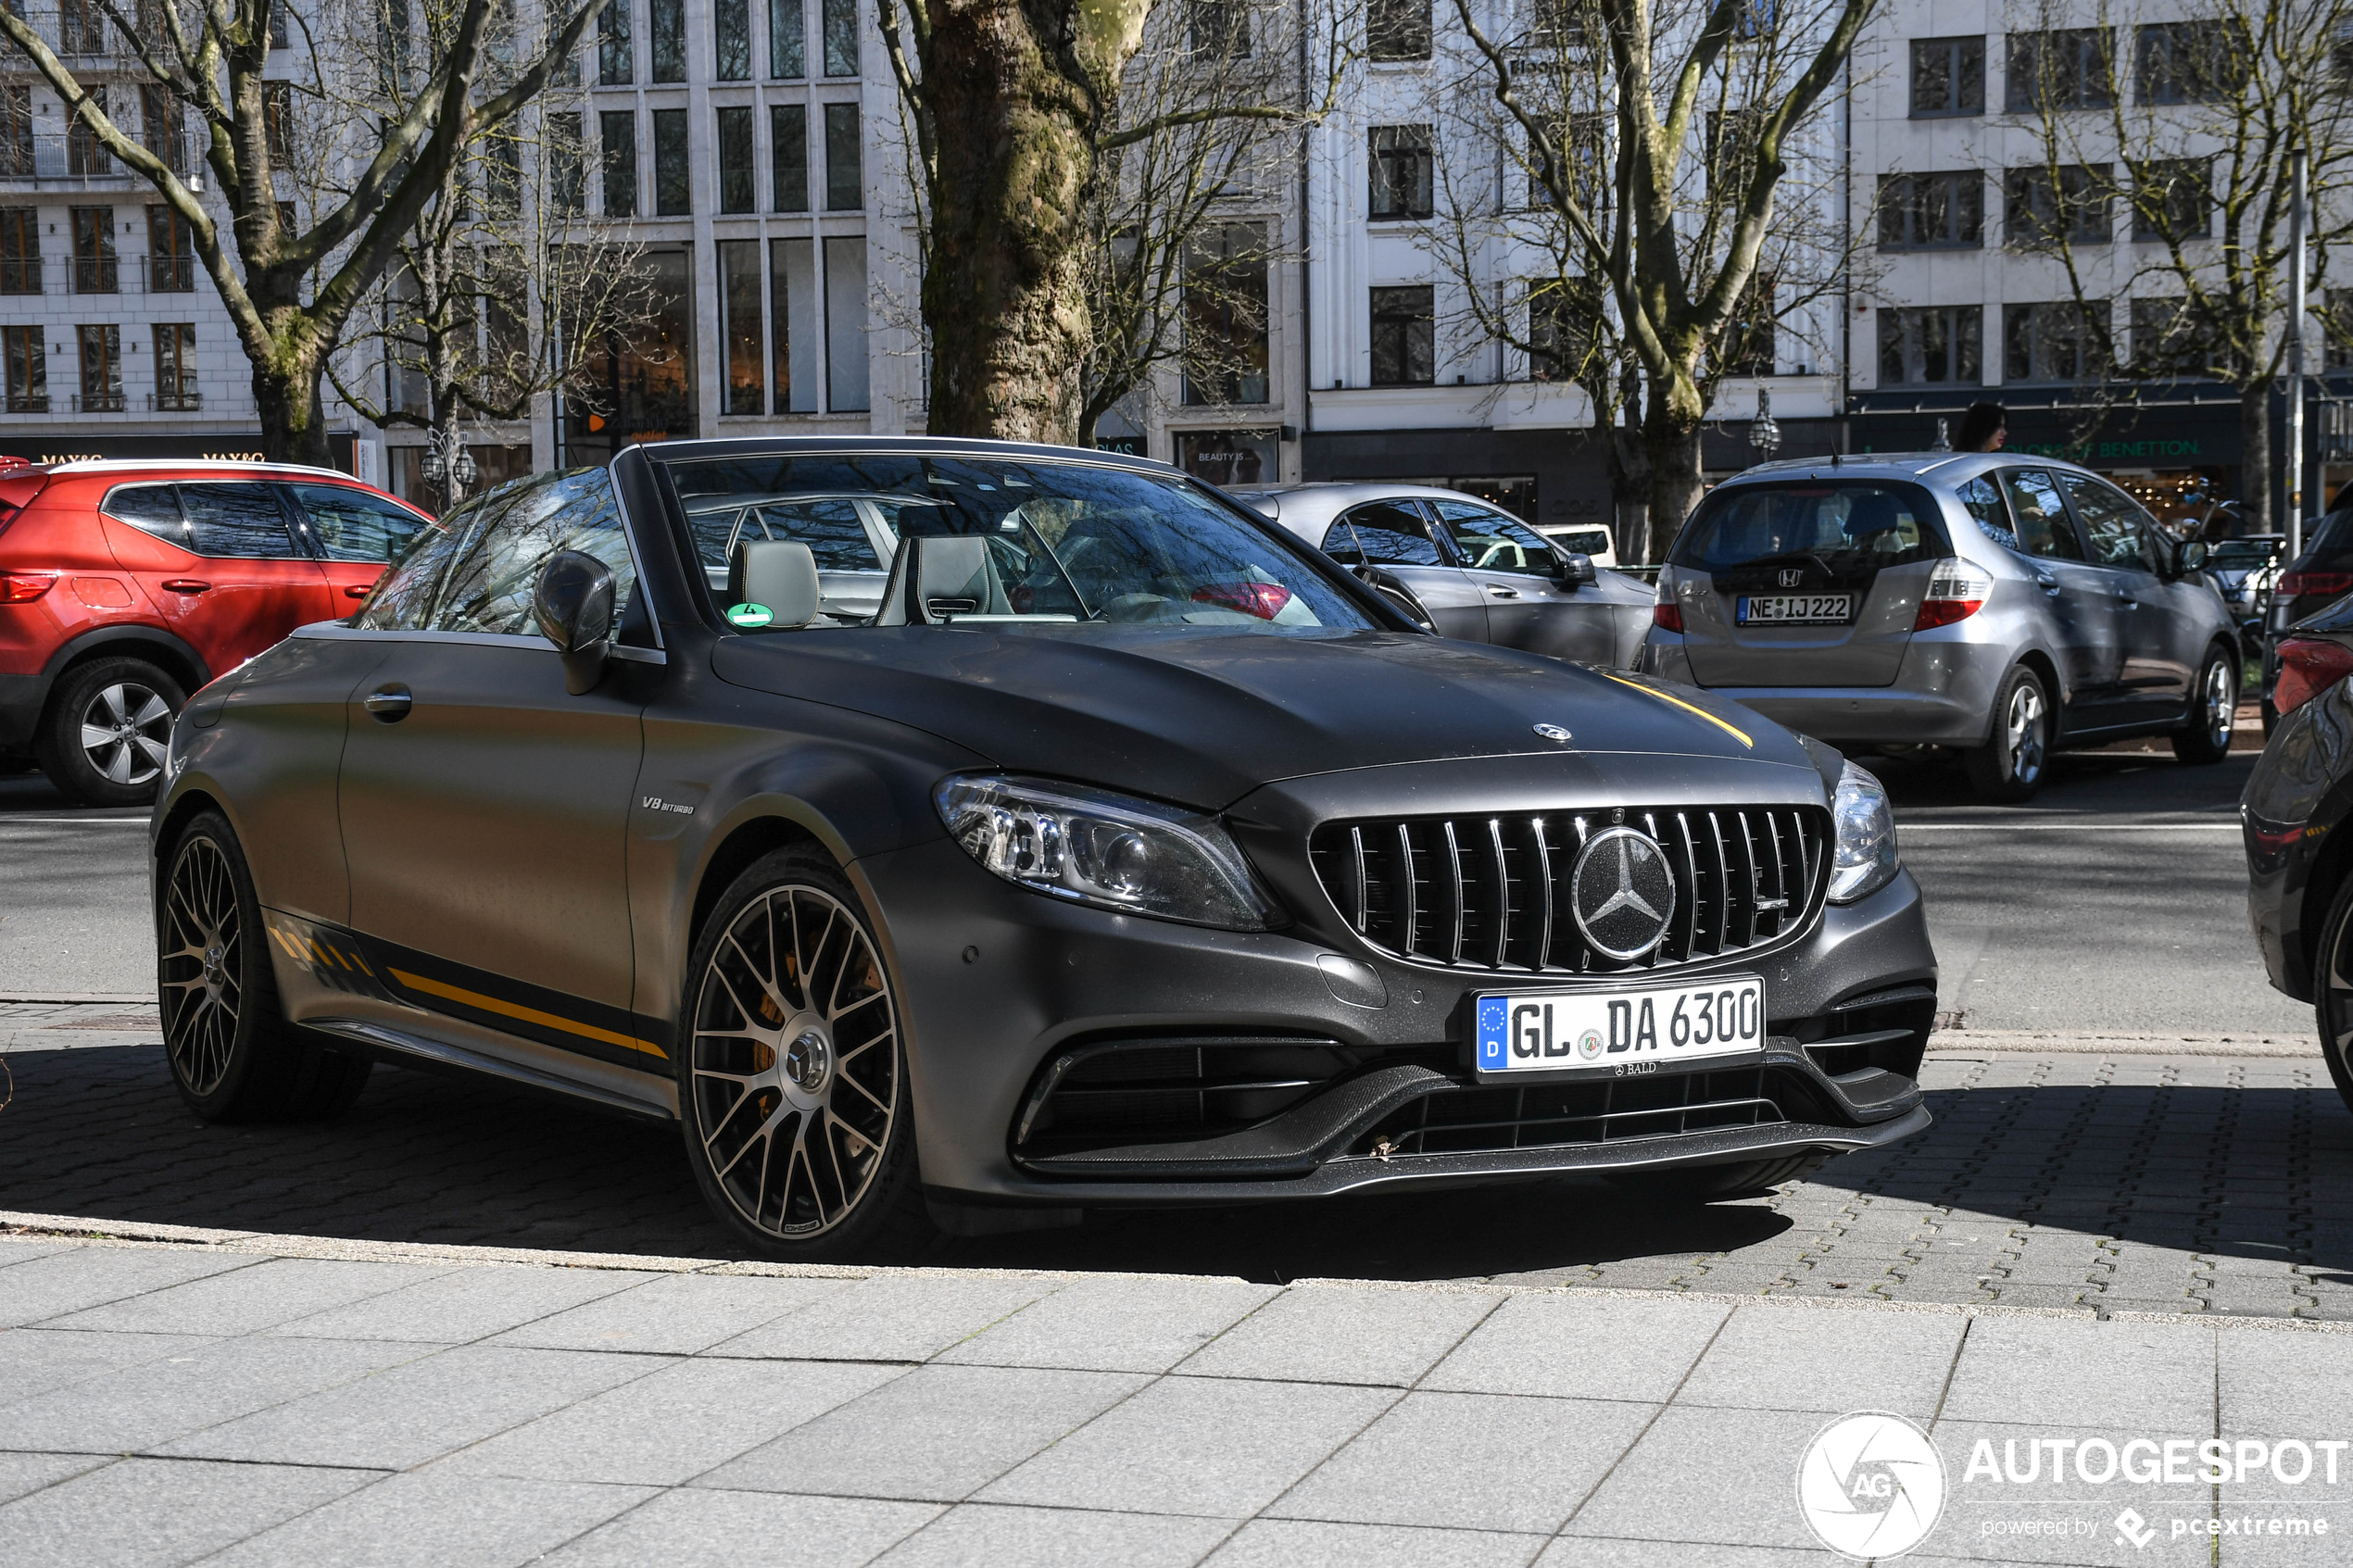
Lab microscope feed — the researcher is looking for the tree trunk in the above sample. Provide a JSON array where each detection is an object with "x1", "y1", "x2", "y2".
[
  {"x1": 922, "y1": 0, "x2": 1108, "y2": 444},
  {"x1": 252, "y1": 358, "x2": 333, "y2": 468},
  {"x1": 1641, "y1": 379, "x2": 1706, "y2": 564},
  {"x1": 2238, "y1": 381, "x2": 2272, "y2": 538},
  {"x1": 1602, "y1": 421, "x2": 1651, "y2": 565}
]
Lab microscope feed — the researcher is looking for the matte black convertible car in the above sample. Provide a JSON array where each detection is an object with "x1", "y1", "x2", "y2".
[{"x1": 155, "y1": 440, "x2": 1937, "y2": 1258}]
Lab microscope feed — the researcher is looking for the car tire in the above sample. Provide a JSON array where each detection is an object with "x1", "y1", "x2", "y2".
[
  {"x1": 1963, "y1": 665, "x2": 2051, "y2": 803},
  {"x1": 2311, "y1": 876, "x2": 2353, "y2": 1123},
  {"x1": 36, "y1": 657, "x2": 186, "y2": 808},
  {"x1": 159, "y1": 809, "x2": 373, "y2": 1122},
  {"x1": 2171, "y1": 646, "x2": 2237, "y2": 765},
  {"x1": 675, "y1": 845, "x2": 931, "y2": 1261},
  {"x1": 1608, "y1": 1152, "x2": 1831, "y2": 1202}
]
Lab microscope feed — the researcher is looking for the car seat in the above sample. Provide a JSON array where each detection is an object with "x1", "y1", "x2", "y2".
[
  {"x1": 872, "y1": 535, "x2": 1014, "y2": 624},
  {"x1": 727, "y1": 539, "x2": 824, "y2": 628}
]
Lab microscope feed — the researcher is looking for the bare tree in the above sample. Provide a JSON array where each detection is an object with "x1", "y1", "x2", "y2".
[
  {"x1": 0, "y1": 0, "x2": 610, "y2": 463},
  {"x1": 1449, "y1": 0, "x2": 1874, "y2": 558},
  {"x1": 2006, "y1": 0, "x2": 2353, "y2": 533},
  {"x1": 875, "y1": 0, "x2": 1342, "y2": 444}
]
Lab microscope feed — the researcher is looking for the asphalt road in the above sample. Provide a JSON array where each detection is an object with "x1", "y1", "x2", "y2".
[{"x1": 0, "y1": 743, "x2": 2308, "y2": 1039}]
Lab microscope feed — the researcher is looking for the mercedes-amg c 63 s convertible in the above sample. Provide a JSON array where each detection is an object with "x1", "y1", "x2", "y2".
[{"x1": 153, "y1": 439, "x2": 1937, "y2": 1258}]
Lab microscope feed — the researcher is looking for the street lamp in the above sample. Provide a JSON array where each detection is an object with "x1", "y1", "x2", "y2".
[
  {"x1": 1749, "y1": 386, "x2": 1781, "y2": 459},
  {"x1": 420, "y1": 431, "x2": 477, "y2": 501}
]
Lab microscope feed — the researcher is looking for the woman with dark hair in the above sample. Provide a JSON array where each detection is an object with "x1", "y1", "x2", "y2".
[{"x1": 1956, "y1": 401, "x2": 2007, "y2": 452}]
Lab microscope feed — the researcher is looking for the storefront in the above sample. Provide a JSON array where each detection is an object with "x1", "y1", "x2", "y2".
[{"x1": 0, "y1": 432, "x2": 357, "y2": 471}]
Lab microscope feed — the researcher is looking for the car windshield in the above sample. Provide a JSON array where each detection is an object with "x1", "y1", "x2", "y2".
[
  {"x1": 2209, "y1": 540, "x2": 2278, "y2": 566},
  {"x1": 656, "y1": 452, "x2": 1375, "y2": 634},
  {"x1": 1673, "y1": 481, "x2": 1948, "y2": 572}
]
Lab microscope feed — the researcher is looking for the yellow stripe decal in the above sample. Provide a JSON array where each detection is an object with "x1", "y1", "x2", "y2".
[
  {"x1": 1598, "y1": 672, "x2": 1754, "y2": 749},
  {"x1": 388, "y1": 968, "x2": 670, "y2": 1060}
]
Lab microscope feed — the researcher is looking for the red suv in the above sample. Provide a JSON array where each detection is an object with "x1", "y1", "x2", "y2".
[{"x1": 0, "y1": 459, "x2": 434, "y2": 805}]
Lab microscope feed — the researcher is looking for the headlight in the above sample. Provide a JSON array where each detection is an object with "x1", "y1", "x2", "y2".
[
  {"x1": 935, "y1": 774, "x2": 1277, "y2": 931},
  {"x1": 1828, "y1": 760, "x2": 1899, "y2": 905}
]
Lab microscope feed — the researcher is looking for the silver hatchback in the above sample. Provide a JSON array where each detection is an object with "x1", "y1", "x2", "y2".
[{"x1": 1640, "y1": 453, "x2": 2240, "y2": 801}]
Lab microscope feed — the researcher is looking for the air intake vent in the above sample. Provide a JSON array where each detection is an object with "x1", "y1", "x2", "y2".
[{"x1": 1309, "y1": 806, "x2": 1828, "y2": 973}]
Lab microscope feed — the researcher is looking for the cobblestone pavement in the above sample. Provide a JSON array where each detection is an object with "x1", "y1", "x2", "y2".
[{"x1": 6, "y1": 1007, "x2": 2349, "y2": 1321}]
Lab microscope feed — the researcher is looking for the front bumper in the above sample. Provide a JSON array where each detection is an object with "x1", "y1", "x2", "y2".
[{"x1": 857, "y1": 822, "x2": 1939, "y2": 1208}]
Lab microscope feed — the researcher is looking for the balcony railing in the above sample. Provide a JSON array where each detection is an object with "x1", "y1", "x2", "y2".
[
  {"x1": 0, "y1": 130, "x2": 202, "y2": 186},
  {"x1": 71, "y1": 390, "x2": 127, "y2": 413},
  {"x1": 0, "y1": 5, "x2": 143, "y2": 60},
  {"x1": 0, "y1": 253, "x2": 200, "y2": 295},
  {"x1": 146, "y1": 389, "x2": 200, "y2": 411},
  {"x1": 4, "y1": 393, "x2": 50, "y2": 413}
]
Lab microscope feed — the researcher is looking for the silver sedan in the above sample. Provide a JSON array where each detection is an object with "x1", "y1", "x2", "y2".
[{"x1": 1232, "y1": 483, "x2": 1655, "y2": 669}]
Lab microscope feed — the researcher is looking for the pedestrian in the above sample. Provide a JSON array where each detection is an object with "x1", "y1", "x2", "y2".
[{"x1": 1956, "y1": 401, "x2": 2007, "y2": 453}]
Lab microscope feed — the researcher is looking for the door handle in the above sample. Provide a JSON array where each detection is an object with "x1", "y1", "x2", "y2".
[
  {"x1": 2120, "y1": 598, "x2": 2139, "y2": 610},
  {"x1": 2035, "y1": 578, "x2": 2061, "y2": 595},
  {"x1": 160, "y1": 579, "x2": 211, "y2": 594},
  {"x1": 363, "y1": 685, "x2": 412, "y2": 722},
  {"x1": 1485, "y1": 584, "x2": 1521, "y2": 598},
  {"x1": 343, "y1": 584, "x2": 372, "y2": 600}
]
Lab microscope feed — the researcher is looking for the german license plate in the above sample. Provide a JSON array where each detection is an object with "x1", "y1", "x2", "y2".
[
  {"x1": 1736, "y1": 593, "x2": 1854, "y2": 625},
  {"x1": 1471, "y1": 977, "x2": 1767, "y2": 1079}
]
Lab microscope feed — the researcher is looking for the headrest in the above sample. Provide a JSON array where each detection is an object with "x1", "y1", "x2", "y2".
[
  {"x1": 872, "y1": 535, "x2": 1012, "y2": 624},
  {"x1": 1843, "y1": 492, "x2": 1902, "y2": 538},
  {"x1": 727, "y1": 539, "x2": 822, "y2": 629}
]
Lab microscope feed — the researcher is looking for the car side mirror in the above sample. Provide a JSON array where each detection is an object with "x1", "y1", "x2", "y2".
[
  {"x1": 1555, "y1": 549, "x2": 1598, "y2": 587},
  {"x1": 2175, "y1": 539, "x2": 2209, "y2": 576},
  {"x1": 533, "y1": 550, "x2": 616, "y2": 696},
  {"x1": 1352, "y1": 564, "x2": 1437, "y2": 633}
]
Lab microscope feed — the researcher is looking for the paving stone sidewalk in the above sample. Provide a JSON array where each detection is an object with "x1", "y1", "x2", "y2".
[
  {"x1": 4, "y1": 1230, "x2": 2351, "y2": 1568},
  {"x1": 4, "y1": 1009, "x2": 2349, "y2": 1320}
]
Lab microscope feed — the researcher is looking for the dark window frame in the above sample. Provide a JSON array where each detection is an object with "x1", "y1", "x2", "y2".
[{"x1": 1909, "y1": 35, "x2": 1986, "y2": 117}]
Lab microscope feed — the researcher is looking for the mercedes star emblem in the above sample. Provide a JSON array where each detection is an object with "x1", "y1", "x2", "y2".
[
  {"x1": 1532, "y1": 723, "x2": 1573, "y2": 743},
  {"x1": 1569, "y1": 826, "x2": 1677, "y2": 960}
]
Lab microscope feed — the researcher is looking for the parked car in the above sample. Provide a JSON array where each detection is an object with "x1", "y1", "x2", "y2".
[
  {"x1": 1641, "y1": 453, "x2": 2239, "y2": 802},
  {"x1": 2208, "y1": 533, "x2": 2283, "y2": 639},
  {"x1": 2243, "y1": 589, "x2": 2353, "y2": 1118},
  {"x1": 157, "y1": 438, "x2": 1937, "y2": 1259},
  {"x1": 0, "y1": 458, "x2": 432, "y2": 805},
  {"x1": 1233, "y1": 483, "x2": 1655, "y2": 669},
  {"x1": 2259, "y1": 506, "x2": 2353, "y2": 730},
  {"x1": 1538, "y1": 522, "x2": 1620, "y2": 570}
]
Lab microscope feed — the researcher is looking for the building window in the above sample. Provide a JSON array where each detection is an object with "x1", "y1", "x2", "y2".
[
  {"x1": 2006, "y1": 29, "x2": 2115, "y2": 113},
  {"x1": 1529, "y1": 0, "x2": 1585, "y2": 47},
  {"x1": 1718, "y1": 275, "x2": 1776, "y2": 376},
  {"x1": 822, "y1": 0, "x2": 857, "y2": 75},
  {"x1": 772, "y1": 103, "x2": 808, "y2": 211},
  {"x1": 2135, "y1": 21, "x2": 2244, "y2": 106},
  {"x1": 0, "y1": 207, "x2": 36, "y2": 295},
  {"x1": 70, "y1": 207, "x2": 117, "y2": 295},
  {"x1": 68, "y1": 85, "x2": 110, "y2": 175},
  {"x1": 141, "y1": 84, "x2": 186, "y2": 173},
  {"x1": 2003, "y1": 301, "x2": 2108, "y2": 383},
  {"x1": 653, "y1": 107, "x2": 690, "y2": 215},
  {"x1": 1181, "y1": 222, "x2": 1269, "y2": 407},
  {"x1": 147, "y1": 206, "x2": 194, "y2": 292},
  {"x1": 720, "y1": 238, "x2": 764, "y2": 414},
  {"x1": 715, "y1": 0, "x2": 751, "y2": 79},
  {"x1": 650, "y1": 0, "x2": 686, "y2": 82},
  {"x1": 1176, "y1": 429, "x2": 1276, "y2": 486},
  {"x1": 2325, "y1": 290, "x2": 2353, "y2": 373},
  {"x1": 566, "y1": 248, "x2": 697, "y2": 458},
  {"x1": 2133, "y1": 160, "x2": 2211, "y2": 242},
  {"x1": 1, "y1": 325, "x2": 44, "y2": 412},
  {"x1": 78, "y1": 323, "x2": 123, "y2": 412},
  {"x1": 1527, "y1": 280, "x2": 1595, "y2": 381},
  {"x1": 1909, "y1": 36, "x2": 1985, "y2": 117},
  {"x1": 824, "y1": 234, "x2": 868, "y2": 410},
  {"x1": 2005, "y1": 164, "x2": 2110, "y2": 246},
  {"x1": 1705, "y1": 108, "x2": 1766, "y2": 201},
  {"x1": 1369, "y1": 284, "x2": 1435, "y2": 385},
  {"x1": 600, "y1": 111, "x2": 638, "y2": 217},
  {"x1": 60, "y1": 0, "x2": 107, "y2": 54},
  {"x1": 823, "y1": 102, "x2": 861, "y2": 210},
  {"x1": 598, "y1": 0, "x2": 634, "y2": 84},
  {"x1": 716, "y1": 106, "x2": 756, "y2": 213},
  {"x1": 550, "y1": 112, "x2": 585, "y2": 215},
  {"x1": 263, "y1": 82, "x2": 293, "y2": 164},
  {"x1": 1878, "y1": 306, "x2": 1982, "y2": 384},
  {"x1": 1188, "y1": 0, "x2": 1250, "y2": 56},
  {"x1": 2129, "y1": 296, "x2": 2223, "y2": 376},
  {"x1": 1878, "y1": 171, "x2": 1983, "y2": 250},
  {"x1": 1368, "y1": 126, "x2": 1433, "y2": 220},
  {"x1": 772, "y1": 236, "x2": 817, "y2": 411},
  {"x1": 0, "y1": 88, "x2": 29, "y2": 179},
  {"x1": 1362, "y1": 0, "x2": 1428, "y2": 56},
  {"x1": 771, "y1": 0, "x2": 805, "y2": 76},
  {"x1": 153, "y1": 322, "x2": 197, "y2": 409}
]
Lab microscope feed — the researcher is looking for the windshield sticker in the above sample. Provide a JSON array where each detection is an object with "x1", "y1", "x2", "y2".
[{"x1": 726, "y1": 602, "x2": 774, "y2": 628}]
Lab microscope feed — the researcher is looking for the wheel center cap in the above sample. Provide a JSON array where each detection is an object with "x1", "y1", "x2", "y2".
[
  {"x1": 783, "y1": 1028, "x2": 832, "y2": 1095},
  {"x1": 202, "y1": 945, "x2": 223, "y2": 981}
]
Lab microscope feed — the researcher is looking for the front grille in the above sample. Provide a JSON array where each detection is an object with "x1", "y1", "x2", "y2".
[
  {"x1": 1353, "y1": 1063, "x2": 1793, "y2": 1158},
  {"x1": 1309, "y1": 805, "x2": 1828, "y2": 973}
]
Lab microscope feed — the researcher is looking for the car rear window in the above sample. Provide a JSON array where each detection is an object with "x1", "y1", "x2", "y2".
[{"x1": 1673, "y1": 480, "x2": 1949, "y2": 572}]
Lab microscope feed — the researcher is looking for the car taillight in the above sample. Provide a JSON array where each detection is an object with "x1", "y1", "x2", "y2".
[
  {"x1": 1190, "y1": 581, "x2": 1292, "y2": 621},
  {"x1": 2276, "y1": 570, "x2": 2353, "y2": 599},
  {"x1": 0, "y1": 571, "x2": 57, "y2": 603},
  {"x1": 1653, "y1": 582, "x2": 1682, "y2": 633},
  {"x1": 2274, "y1": 637, "x2": 2353, "y2": 716},
  {"x1": 1914, "y1": 558, "x2": 1994, "y2": 631}
]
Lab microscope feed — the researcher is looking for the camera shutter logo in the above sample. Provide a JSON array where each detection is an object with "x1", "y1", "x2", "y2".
[{"x1": 1796, "y1": 1411, "x2": 1946, "y2": 1560}]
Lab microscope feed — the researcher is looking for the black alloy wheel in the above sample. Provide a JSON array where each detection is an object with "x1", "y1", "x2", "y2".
[
  {"x1": 37, "y1": 657, "x2": 185, "y2": 807},
  {"x1": 1963, "y1": 665, "x2": 2051, "y2": 804},
  {"x1": 678, "y1": 847, "x2": 927, "y2": 1259},
  {"x1": 2312, "y1": 876, "x2": 2353, "y2": 1122},
  {"x1": 159, "y1": 810, "x2": 371, "y2": 1120},
  {"x1": 2171, "y1": 646, "x2": 2237, "y2": 765}
]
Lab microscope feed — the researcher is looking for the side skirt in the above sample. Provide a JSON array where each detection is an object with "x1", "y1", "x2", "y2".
[{"x1": 308, "y1": 1017, "x2": 678, "y2": 1123}]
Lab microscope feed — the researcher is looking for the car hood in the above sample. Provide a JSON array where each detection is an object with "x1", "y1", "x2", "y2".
[{"x1": 711, "y1": 625, "x2": 1811, "y2": 809}]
